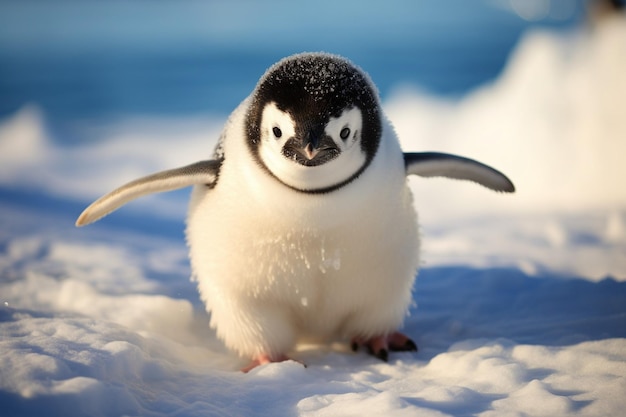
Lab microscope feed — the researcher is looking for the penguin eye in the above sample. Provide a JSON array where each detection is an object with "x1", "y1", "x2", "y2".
[
  {"x1": 340, "y1": 127, "x2": 351, "y2": 140},
  {"x1": 272, "y1": 127, "x2": 282, "y2": 139}
]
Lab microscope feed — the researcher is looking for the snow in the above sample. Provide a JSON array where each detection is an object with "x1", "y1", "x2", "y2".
[
  {"x1": 1, "y1": 14, "x2": 626, "y2": 417},
  {"x1": 388, "y1": 15, "x2": 626, "y2": 219}
]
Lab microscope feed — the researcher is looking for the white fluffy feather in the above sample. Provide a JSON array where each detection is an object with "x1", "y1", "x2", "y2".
[{"x1": 186, "y1": 101, "x2": 419, "y2": 358}]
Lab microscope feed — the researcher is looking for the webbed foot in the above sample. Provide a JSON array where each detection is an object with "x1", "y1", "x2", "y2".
[
  {"x1": 241, "y1": 354, "x2": 306, "y2": 373},
  {"x1": 351, "y1": 332, "x2": 418, "y2": 362}
]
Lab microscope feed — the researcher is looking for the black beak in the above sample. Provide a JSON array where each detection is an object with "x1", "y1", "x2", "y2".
[
  {"x1": 282, "y1": 127, "x2": 340, "y2": 166},
  {"x1": 303, "y1": 130, "x2": 321, "y2": 160}
]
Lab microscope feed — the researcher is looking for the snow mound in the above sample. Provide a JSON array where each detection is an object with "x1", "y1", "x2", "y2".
[{"x1": 387, "y1": 15, "x2": 626, "y2": 220}]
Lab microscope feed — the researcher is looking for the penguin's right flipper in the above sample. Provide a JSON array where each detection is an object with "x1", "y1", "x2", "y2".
[
  {"x1": 404, "y1": 152, "x2": 515, "y2": 193},
  {"x1": 76, "y1": 159, "x2": 221, "y2": 227}
]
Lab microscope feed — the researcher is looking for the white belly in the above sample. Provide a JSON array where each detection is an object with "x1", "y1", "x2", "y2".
[{"x1": 185, "y1": 118, "x2": 420, "y2": 358}]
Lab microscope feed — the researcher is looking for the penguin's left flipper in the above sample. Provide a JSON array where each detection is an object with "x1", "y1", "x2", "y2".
[
  {"x1": 404, "y1": 152, "x2": 515, "y2": 193},
  {"x1": 75, "y1": 159, "x2": 221, "y2": 227}
]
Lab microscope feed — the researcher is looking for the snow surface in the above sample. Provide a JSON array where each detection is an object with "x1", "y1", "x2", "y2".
[{"x1": 2, "y1": 15, "x2": 626, "y2": 417}]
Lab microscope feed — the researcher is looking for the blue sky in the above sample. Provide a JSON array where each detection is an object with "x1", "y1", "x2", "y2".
[{"x1": 0, "y1": 0, "x2": 586, "y2": 121}]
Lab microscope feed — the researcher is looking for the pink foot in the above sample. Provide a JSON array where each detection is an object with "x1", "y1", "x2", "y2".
[
  {"x1": 241, "y1": 354, "x2": 305, "y2": 373},
  {"x1": 351, "y1": 332, "x2": 418, "y2": 362}
]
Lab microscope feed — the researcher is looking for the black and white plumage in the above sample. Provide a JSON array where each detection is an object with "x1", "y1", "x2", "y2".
[{"x1": 76, "y1": 52, "x2": 514, "y2": 371}]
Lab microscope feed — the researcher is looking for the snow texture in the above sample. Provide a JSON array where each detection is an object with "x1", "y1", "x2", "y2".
[{"x1": 1, "y1": 14, "x2": 626, "y2": 417}]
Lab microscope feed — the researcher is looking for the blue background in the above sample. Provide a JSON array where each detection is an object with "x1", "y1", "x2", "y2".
[{"x1": 0, "y1": 0, "x2": 585, "y2": 136}]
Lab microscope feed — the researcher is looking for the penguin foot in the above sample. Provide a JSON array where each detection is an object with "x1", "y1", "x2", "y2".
[
  {"x1": 351, "y1": 332, "x2": 418, "y2": 362},
  {"x1": 241, "y1": 354, "x2": 306, "y2": 373}
]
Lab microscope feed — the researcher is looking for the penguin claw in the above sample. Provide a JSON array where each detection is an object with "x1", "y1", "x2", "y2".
[
  {"x1": 388, "y1": 332, "x2": 418, "y2": 352},
  {"x1": 401, "y1": 339, "x2": 418, "y2": 352},
  {"x1": 351, "y1": 331, "x2": 418, "y2": 362},
  {"x1": 370, "y1": 347, "x2": 389, "y2": 362}
]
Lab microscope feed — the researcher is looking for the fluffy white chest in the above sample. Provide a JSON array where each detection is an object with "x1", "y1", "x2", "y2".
[{"x1": 185, "y1": 106, "x2": 419, "y2": 353}]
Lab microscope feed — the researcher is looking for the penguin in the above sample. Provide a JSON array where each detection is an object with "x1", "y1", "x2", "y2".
[{"x1": 76, "y1": 52, "x2": 514, "y2": 372}]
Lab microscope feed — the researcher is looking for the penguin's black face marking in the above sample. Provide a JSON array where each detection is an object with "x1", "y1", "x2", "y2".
[{"x1": 246, "y1": 53, "x2": 382, "y2": 193}]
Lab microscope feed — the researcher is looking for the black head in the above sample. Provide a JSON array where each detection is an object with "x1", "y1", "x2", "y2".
[{"x1": 245, "y1": 53, "x2": 382, "y2": 193}]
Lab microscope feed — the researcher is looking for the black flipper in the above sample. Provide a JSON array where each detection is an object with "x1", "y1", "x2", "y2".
[
  {"x1": 404, "y1": 152, "x2": 515, "y2": 193},
  {"x1": 76, "y1": 159, "x2": 221, "y2": 226}
]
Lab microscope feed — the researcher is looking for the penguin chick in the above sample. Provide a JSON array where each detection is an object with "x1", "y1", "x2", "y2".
[{"x1": 76, "y1": 52, "x2": 514, "y2": 371}]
